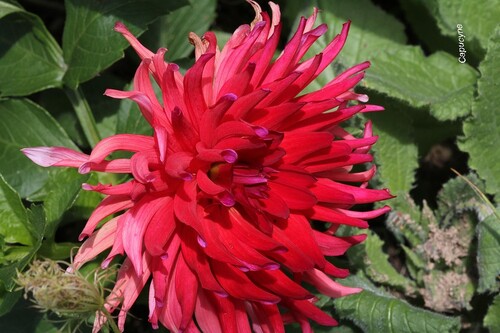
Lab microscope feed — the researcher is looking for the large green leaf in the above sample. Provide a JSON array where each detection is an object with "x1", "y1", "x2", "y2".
[
  {"x1": 0, "y1": 2, "x2": 65, "y2": 97},
  {"x1": 476, "y1": 207, "x2": 500, "y2": 293},
  {"x1": 144, "y1": 0, "x2": 217, "y2": 61},
  {"x1": 0, "y1": 205, "x2": 45, "y2": 315},
  {"x1": 367, "y1": 107, "x2": 418, "y2": 196},
  {"x1": 365, "y1": 47, "x2": 478, "y2": 121},
  {"x1": 459, "y1": 26, "x2": 500, "y2": 200},
  {"x1": 0, "y1": 99, "x2": 78, "y2": 199},
  {"x1": 0, "y1": 174, "x2": 33, "y2": 258},
  {"x1": 334, "y1": 276, "x2": 461, "y2": 333},
  {"x1": 349, "y1": 230, "x2": 416, "y2": 293},
  {"x1": 62, "y1": 0, "x2": 188, "y2": 88},
  {"x1": 430, "y1": 0, "x2": 500, "y2": 51},
  {"x1": 485, "y1": 293, "x2": 500, "y2": 333}
]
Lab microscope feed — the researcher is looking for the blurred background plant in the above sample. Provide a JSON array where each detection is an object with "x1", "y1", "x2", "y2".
[{"x1": 0, "y1": 0, "x2": 498, "y2": 332}]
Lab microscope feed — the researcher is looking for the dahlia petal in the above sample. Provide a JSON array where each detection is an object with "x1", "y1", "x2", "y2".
[
  {"x1": 122, "y1": 196, "x2": 169, "y2": 275},
  {"x1": 160, "y1": 261, "x2": 183, "y2": 331},
  {"x1": 175, "y1": 254, "x2": 198, "y2": 330},
  {"x1": 174, "y1": 181, "x2": 204, "y2": 234},
  {"x1": 184, "y1": 53, "x2": 214, "y2": 126},
  {"x1": 217, "y1": 62, "x2": 256, "y2": 101},
  {"x1": 256, "y1": 71, "x2": 301, "y2": 107},
  {"x1": 305, "y1": 269, "x2": 362, "y2": 297},
  {"x1": 293, "y1": 23, "x2": 328, "y2": 65},
  {"x1": 246, "y1": 302, "x2": 285, "y2": 333},
  {"x1": 79, "y1": 195, "x2": 134, "y2": 241},
  {"x1": 273, "y1": 54, "x2": 322, "y2": 104},
  {"x1": 323, "y1": 261, "x2": 350, "y2": 278},
  {"x1": 276, "y1": 214, "x2": 325, "y2": 268},
  {"x1": 110, "y1": 255, "x2": 152, "y2": 331},
  {"x1": 315, "y1": 21, "x2": 350, "y2": 76},
  {"x1": 104, "y1": 89, "x2": 155, "y2": 124},
  {"x1": 268, "y1": 181, "x2": 317, "y2": 210},
  {"x1": 211, "y1": 260, "x2": 281, "y2": 303},
  {"x1": 144, "y1": 198, "x2": 175, "y2": 256},
  {"x1": 304, "y1": 153, "x2": 373, "y2": 174},
  {"x1": 225, "y1": 88, "x2": 271, "y2": 120},
  {"x1": 313, "y1": 231, "x2": 367, "y2": 256},
  {"x1": 213, "y1": 121, "x2": 259, "y2": 144},
  {"x1": 267, "y1": 227, "x2": 315, "y2": 272},
  {"x1": 130, "y1": 151, "x2": 157, "y2": 183},
  {"x1": 310, "y1": 205, "x2": 369, "y2": 228},
  {"x1": 322, "y1": 179, "x2": 394, "y2": 204},
  {"x1": 133, "y1": 59, "x2": 167, "y2": 124},
  {"x1": 162, "y1": 64, "x2": 188, "y2": 117},
  {"x1": 246, "y1": 102, "x2": 304, "y2": 129},
  {"x1": 195, "y1": 290, "x2": 223, "y2": 333},
  {"x1": 249, "y1": 23, "x2": 282, "y2": 88},
  {"x1": 71, "y1": 217, "x2": 118, "y2": 271},
  {"x1": 280, "y1": 132, "x2": 333, "y2": 164},
  {"x1": 102, "y1": 215, "x2": 126, "y2": 268},
  {"x1": 88, "y1": 134, "x2": 154, "y2": 163},
  {"x1": 215, "y1": 22, "x2": 266, "y2": 95},
  {"x1": 115, "y1": 22, "x2": 154, "y2": 59},
  {"x1": 263, "y1": 17, "x2": 306, "y2": 84},
  {"x1": 200, "y1": 93, "x2": 238, "y2": 146},
  {"x1": 248, "y1": 269, "x2": 312, "y2": 300},
  {"x1": 181, "y1": 226, "x2": 227, "y2": 295},
  {"x1": 337, "y1": 205, "x2": 391, "y2": 220},
  {"x1": 284, "y1": 298, "x2": 338, "y2": 326},
  {"x1": 310, "y1": 179, "x2": 356, "y2": 205},
  {"x1": 228, "y1": 208, "x2": 285, "y2": 252},
  {"x1": 148, "y1": 282, "x2": 160, "y2": 329},
  {"x1": 21, "y1": 147, "x2": 88, "y2": 168},
  {"x1": 298, "y1": 72, "x2": 365, "y2": 103},
  {"x1": 152, "y1": 235, "x2": 181, "y2": 308}
]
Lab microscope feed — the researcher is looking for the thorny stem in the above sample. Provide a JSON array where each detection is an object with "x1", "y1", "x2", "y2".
[{"x1": 65, "y1": 87, "x2": 101, "y2": 148}]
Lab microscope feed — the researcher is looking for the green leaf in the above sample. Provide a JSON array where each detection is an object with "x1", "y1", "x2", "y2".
[
  {"x1": 485, "y1": 293, "x2": 500, "y2": 333},
  {"x1": 0, "y1": 204, "x2": 45, "y2": 316},
  {"x1": 366, "y1": 105, "x2": 418, "y2": 196},
  {"x1": 476, "y1": 207, "x2": 500, "y2": 293},
  {"x1": 437, "y1": 173, "x2": 490, "y2": 223},
  {"x1": 62, "y1": 0, "x2": 188, "y2": 88},
  {"x1": 430, "y1": 0, "x2": 500, "y2": 51},
  {"x1": 0, "y1": 2, "x2": 65, "y2": 97},
  {"x1": 459, "y1": 26, "x2": 500, "y2": 200},
  {"x1": 352, "y1": 231, "x2": 416, "y2": 292},
  {"x1": 334, "y1": 276, "x2": 461, "y2": 333},
  {"x1": 0, "y1": 99, "x2": 78, "y2": 199},
  {"x1": 40, "y1": 169, "x2": 88, "y2": 238},
  {"x1": 144, "y1": 0, "x2": 216, "y2": 61},
  {"x1": 0, "y1": 174, "x2": 33, "y2": 247},
  {"x1": 365, "y1": 47, "x2": 478, "y2": 121},
  {"x1": 297, "y1": 0, "x2": 406, "y2": 94}
]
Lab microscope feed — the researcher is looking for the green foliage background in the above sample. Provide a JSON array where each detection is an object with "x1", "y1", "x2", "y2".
[{"x1": 0, "y1": 0, "x2": 499, "y2": 332}]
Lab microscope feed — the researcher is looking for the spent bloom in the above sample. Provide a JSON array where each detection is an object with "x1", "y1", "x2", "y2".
[
  {"x1": 22, "y1": 1, "x2": 392, "y2": 332},
  {"x1": 16, "y1": 259, "x2": 118, "y2": 332}
]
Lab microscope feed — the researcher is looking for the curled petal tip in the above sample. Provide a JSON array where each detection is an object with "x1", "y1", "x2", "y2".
[{"x1": 114, "y1": 21, "x2": 127, "y2": 33}]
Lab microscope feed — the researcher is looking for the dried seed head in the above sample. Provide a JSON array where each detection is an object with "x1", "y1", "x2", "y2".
[{"x1": 15, "y1": 259, "x2": 113, "y2": 320}]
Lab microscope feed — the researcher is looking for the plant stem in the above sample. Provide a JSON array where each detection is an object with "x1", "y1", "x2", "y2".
[
  {"x1": 104, "y1": 310, "x2": 121, "y2": 333},
  {"x1": 65, "y1": 87, "x2": 101, "y2": 148}
]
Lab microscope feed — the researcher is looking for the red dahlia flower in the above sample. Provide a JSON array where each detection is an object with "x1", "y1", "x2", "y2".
[{"x1": 23, "y1": 1, "x2": 392, "y2": 332}]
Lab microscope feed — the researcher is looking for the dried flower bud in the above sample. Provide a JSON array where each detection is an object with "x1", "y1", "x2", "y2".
[{"x1": 16, "y1": 259, "x2": 117, "y2": 331}]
